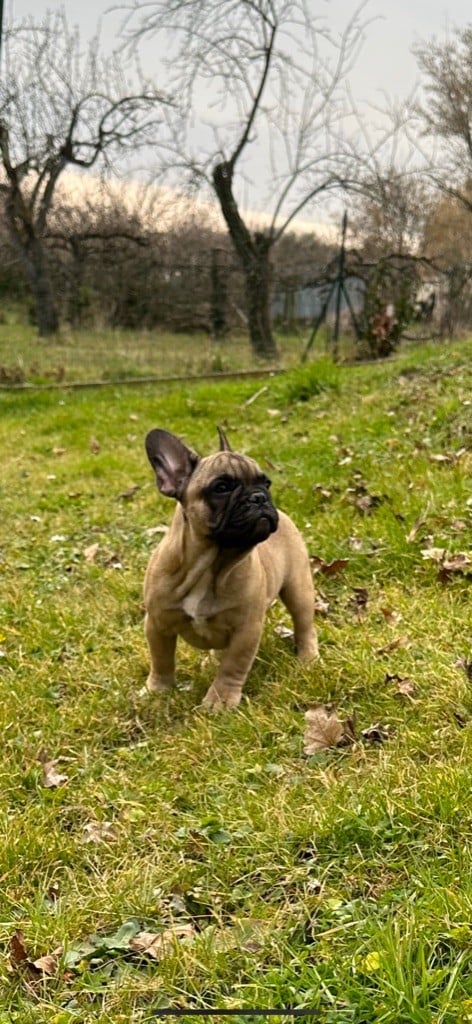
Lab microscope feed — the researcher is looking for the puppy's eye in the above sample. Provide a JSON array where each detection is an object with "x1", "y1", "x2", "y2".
[{"x1": 212, "y1": 478, "x2": 235, "y2": 494}]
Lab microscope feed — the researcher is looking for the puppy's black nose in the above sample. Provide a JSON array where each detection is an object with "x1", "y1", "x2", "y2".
[{"x1": 249, "y1": 490, "x2": 268, "y2": 505}]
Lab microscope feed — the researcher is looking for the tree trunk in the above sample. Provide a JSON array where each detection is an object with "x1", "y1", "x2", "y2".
[
  {"x1": 213, "y1": 161, "x2": 277, "y2": 359},
  {"x1": 26, "y1": 240, "x2": 59, "y2": 336},
  {"x1": 244, "y1": 235, "x2": 276, "y2": 358}
]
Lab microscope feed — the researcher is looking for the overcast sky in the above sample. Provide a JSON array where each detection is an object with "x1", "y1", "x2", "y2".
[
  {"x1": 9, "y1": 0, "x2": 470, "y2": 102},
  {"x1": 4, "y1": 0, "x2": 471, "y2": 232}
]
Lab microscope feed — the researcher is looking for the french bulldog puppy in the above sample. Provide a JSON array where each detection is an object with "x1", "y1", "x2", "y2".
[{"x1": 143, "y1": 428, "x2": 318, "y2": 710}]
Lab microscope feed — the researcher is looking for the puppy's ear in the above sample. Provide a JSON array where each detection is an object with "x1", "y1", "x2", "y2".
[
  {"x1": 217, "y1": 425, "x2": 232, "y2": 452},
  {"x1": 145, "y1": 429, "x2": 199, "y2": 500}
]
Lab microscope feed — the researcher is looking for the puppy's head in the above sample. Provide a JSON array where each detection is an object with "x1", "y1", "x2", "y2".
[{"x1": 145, "y1": 428, "x2": 278, "y2": 551}]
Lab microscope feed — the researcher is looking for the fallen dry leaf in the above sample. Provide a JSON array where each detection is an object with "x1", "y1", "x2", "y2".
[
  {"x1": 129, "y1": 924, "x2": 195, "y2": 960},
  {"x1": 304, "y1": 705, "x2": 356, "y2": 755},
  {"x1": 310, "y1": 556, "x2": 349, "y2": 576},
  {"x1": 384, "y1": 672, "x2": 416, "y2": 698},
  {"x1": 422, "y1": 547, "x2": 472, "y2": 580},
  {"x1": 82, "y1": 821, "x2": 117, "y2": 843},
  {"x1": 52, "y1": 446, "x2": 67, "y2": 457},
  {"x1": 455, "y1": 656, "x2": 472, "y2": 681},
  {"x1": 39, "y1": 751, "x2": 68, "y2": 789},
  {"x1": 273, "y1": 624, "x2": 294, "y2": 640},
  {"x1": 406, "y1": 515, "x2": 427, "y2": 543},
  {"x1": 380, "y1": 606, "x2": 402, "y2": 625},
  {"x1": 429, "y1": 452, "x2": 452, "y2": 464},
  {"x1": 349, "y1": 587, "x2": 369, "y2": 616},
  {"x1": 421, "y1": 546, "x2": 446, "y2": 562},
  {"x1": 10, "y1": 930, "x2": 28, "y2": 967},
  {"x1": 376, "y1": 636, "x2": 410, "y2": 655},
  {"x1": 102, "y1": 553, "x2": 123, "y2": 569},
  {"x1": 84, "y1": 542, "x2": 99, "y2": 563},
  {"x1": 117, "y1": 485, "x2": 141, "y2": 501},
  {"x1": 9, "y1": 930, "x2": 60, "y2": 979},
  {"x1": 89, "y1": 436, "x2": 101, "y2": 454},
  {"x1": 31, "y1": 953, "x2": 58, "y2": 976},
  {"x1": 313, "y1": 485, "x2": 333, "y2": 501},
  {"x1": 361, "y1": 723, "x2": 390, "y2": 744},
  {"x1": 441, "y1": 552, "x2": 472, "y2": 575}
]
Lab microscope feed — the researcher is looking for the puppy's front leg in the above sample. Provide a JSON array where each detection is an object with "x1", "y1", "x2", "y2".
[
  {"x1": 145, "y1": 613, "x2": 177, "y2": 692},
  {"x1": 202, "y1": 620, "x2": 263, "y2": 711}
]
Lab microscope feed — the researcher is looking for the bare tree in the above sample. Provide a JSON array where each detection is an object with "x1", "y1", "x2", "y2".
[
  {"x1": 0, "y1": 11, "x2": 168, "y2": 335},
  {"x1": 123, "y1": 0, "x2": 366, "y2": 358},
  {"x1": 413, "y1": 24, "x2": 472, "y2": 215},
  {"x1": 349, "y1": 169, "x2": 432, "y2": 259}
]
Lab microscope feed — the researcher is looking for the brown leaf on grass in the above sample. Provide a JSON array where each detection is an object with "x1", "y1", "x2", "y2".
[
  {"x1": 273, "y1": 624, "x2": 294, "y2": 641},
  {"x1": 454, "y1": 656, "x2": 472, "y2": 681},
  {"x1": 349, "y1": 587, "x2": 369, "y2": 616},
  {"x1": 38, "y1": 751, "x2": 68, "y2": 788},
  {"x1": 451, "y1": 519, "x2": 467, "y2": 533},
  {"x1": 102, "y1": 552, "x2": 123, "y2": 570},
  {"x1": 440, "y1": 552, "x2": 472, "y2": 578},
  {"x1": 406, "y1": 515, "x2": 427, "y2": 543},
  {"x1": 129, "y1": 924, "x2": 195, "y2": 960},
  {"x1": 117, "y1": 484, "x2": 141, "y2": 501},
  {"x1": 84, "y1": 542, "x2": 99, "y2": 563},
  {"x1": 310, "y1": 556, "x2": 349, "y2": 576},
  {"x1": 355, "y1": 492, "x2": 383, "y2": 514},
  {"x1": 421, "y1": 547, "x2": 446, "y2": 563},
  {"x1": 304, "y1": 705, "x2": 356, "y2": 755},
  {"x1": 9, "y1": 931, "x2": 60, "y2": 979},
  {"x1": 429, "y1": 449, "x2": 467, "y2": 465},
  {"x1": 82, "y1": 821, "x2": 117, "y2": 844},
  {"x1": 422, "y1": 547, "x2": 472, "y2": 580},
  {"x1": 380, "y1": 606, "x2": 402, "y2": 625},
  {"x1": 313, "y1": 485, "x2": 333, "y2": 501},
  {"x1": 52, "y1": 446, "x2": 67, "y2": 457},
  {"x1": 314, "y1": 595, "x2": 330, "y2": 615},
  {"x1": 10, "y1": 930, "x2": 28, "y2": 966},
  {"x1": 361, "y1": 723, "x2": 390, "y2": 744},
  {"x1": 429, "y1": 452, "x2": 452, "y2": 464},
  {"x1": 31, "y1": 953, "x2": 59, "y2": 975},
  {"x1": 89, "y1": 436, "x2": 101, "y2": 454},
  {"x1": 376, "y1": 636, "x2": 410, "y2": 655},
  {"x1": 384, "y1": 673, "x2": 416, "y2": 698},
  {"x1": 345, "y1": 478, "x2": 385, "y2": 515}
]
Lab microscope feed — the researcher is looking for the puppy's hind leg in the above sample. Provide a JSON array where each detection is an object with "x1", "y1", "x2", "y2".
[{"x1": 280, "y1": 570, "x2": 318, "y2": 662}]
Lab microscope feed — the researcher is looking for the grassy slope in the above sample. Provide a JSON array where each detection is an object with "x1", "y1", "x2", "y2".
[{"x1": 0, "y1": 341, "x2": 471, "y2": 1023}]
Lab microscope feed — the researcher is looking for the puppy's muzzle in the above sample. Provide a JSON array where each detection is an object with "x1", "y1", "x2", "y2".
[{"x1": 210, "y1": 487, "x2": 279, "y2": 550}]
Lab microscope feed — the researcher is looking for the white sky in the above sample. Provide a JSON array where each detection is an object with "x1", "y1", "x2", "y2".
[
  {"x1": 4, "y1": 0, "x2": 471, "y2": 233},
  {"x1": 9, "y1": 0, "x2": 470, "y2": 102}
]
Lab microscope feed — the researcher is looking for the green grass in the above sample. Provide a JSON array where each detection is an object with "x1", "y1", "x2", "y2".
[
  {"x1": 0, "y1": 336, "x2": 471, "y2": 1023},
  {"x1": 0, "y1": 308, "x2": 316, "y2": 385}
]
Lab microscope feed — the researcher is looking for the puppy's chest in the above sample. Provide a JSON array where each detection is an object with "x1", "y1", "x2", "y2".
[{"x1": 180, "y1": 575, "x2": 224, "y2": 640}]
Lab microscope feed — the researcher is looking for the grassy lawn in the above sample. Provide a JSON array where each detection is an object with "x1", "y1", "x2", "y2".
[
  {"x1": 0, "y1": 309, "x2": 313, "y2": 385},
  {"x1": 0, "y1": 337, "x2": 471, "y2": 1023}
]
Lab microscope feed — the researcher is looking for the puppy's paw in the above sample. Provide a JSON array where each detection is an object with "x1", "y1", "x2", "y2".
[
  {"x1": 146, "y1": 672, "x2": 175, "y2": 694},
  {"x1": 296, "y1": 632, "x2": 319, "y2": 662},
  {"x1": 202, "y1": 683, "x2": 243, "y2": 711}
]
